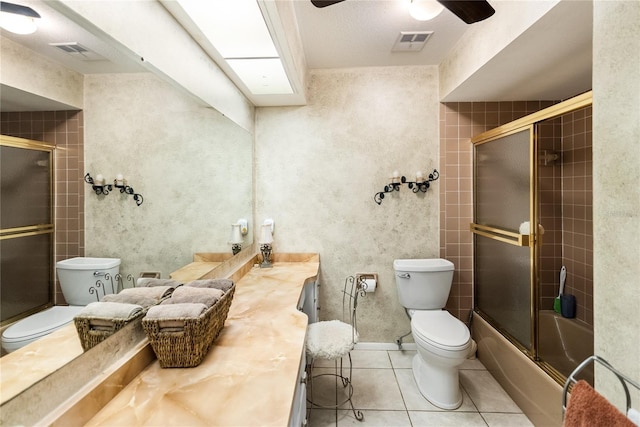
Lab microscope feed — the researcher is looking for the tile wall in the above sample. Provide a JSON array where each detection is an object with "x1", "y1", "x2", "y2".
[
  {"x1": 560, "y1": 107, "x2": 593, "y2": 325},
  {"x1": 0, "y1": 111, "x2": 85, "y2": 304},
  {"x1": 439, "y1": 101, "x2": 557, "y2": 322}
]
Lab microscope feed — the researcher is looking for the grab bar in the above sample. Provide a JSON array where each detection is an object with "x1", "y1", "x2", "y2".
[{"x1": 562, "y1": 355, "x2": 640, "y2": 417}]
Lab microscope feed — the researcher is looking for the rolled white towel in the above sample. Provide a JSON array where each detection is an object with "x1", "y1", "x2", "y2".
[
  {"x1": 162, "y1": 286, "x2": 224, "y2": 307},
  {"x1": 628, "y1": 408, "x2": 640, "y2": 426},
  {"x1": 519, "y1": 221, "x2": 545, "y2": 235},
  {"x1": 103, "y1": 285, "x2": 175, "y2": 307}
]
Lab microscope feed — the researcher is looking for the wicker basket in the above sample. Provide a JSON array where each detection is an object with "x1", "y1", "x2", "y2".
[
  {"x1": 74, "y1": 312, "x2": 144, "y2": 351},
  {"x1": 142, "y1": 284, "x2": 235, "y2": 368}
]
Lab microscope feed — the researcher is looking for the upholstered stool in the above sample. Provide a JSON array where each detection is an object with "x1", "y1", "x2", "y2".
[{"x1": 305, "y1": 276, "x2": 366, "y2": 422}]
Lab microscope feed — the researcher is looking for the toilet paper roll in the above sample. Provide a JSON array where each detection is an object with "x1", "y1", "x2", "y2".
[{"x1": 364, "y1": 278, "x2": 376, "y2": 293}]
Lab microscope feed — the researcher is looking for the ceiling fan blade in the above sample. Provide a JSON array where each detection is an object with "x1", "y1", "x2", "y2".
[
  {"x1": 437, "y1": 0, "x2": 495, "y2": 24},
  {"x1": 311, "y1": 0, "x2": 346, "y2": 8}
]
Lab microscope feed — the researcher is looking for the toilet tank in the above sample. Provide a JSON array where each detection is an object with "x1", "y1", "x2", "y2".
[
  {"x1": 56, "y1": 257, "x2": 121, "y2": 305},
  {"x1": 393, "y1": 259, "x2": 454, "y2": 310}
]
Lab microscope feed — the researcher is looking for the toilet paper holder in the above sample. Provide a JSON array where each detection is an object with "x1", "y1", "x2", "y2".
[{"x1": 355, "y1": 273, "x2": 378, "y2": 293}]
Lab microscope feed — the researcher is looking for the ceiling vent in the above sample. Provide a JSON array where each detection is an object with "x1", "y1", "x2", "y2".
[
  {"x1": 391, "y1": 31, "x2": 434, "y2": 52},
  {"x1": 49, "y1": 42, "x2": 106, "y2": 61}
]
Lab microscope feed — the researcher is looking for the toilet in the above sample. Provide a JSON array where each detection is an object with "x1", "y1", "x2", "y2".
[
  {"x1": 1, "y1": 257, "x2": 120, "y2": 353},
  {"x1": 394, "y1": 258, "x2": 472, "y2": 410}
]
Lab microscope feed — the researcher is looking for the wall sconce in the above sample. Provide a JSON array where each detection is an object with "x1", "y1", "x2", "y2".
[
  {"x1": 84, "y1": 173, "x2": 144, "y2": 206},
  {"x1": 113, "y1": 174, "x2": 144, "y2": 206},
  {"x1": 374, "y1": 169, "x2": 439, "y2": 205},
  {"x1": 0, "y1": 2, "x2": 41, "y2": 35},
  {"x1": 259, "y1": 219, "x2": 274, "y2": 268},
  {"x1": 84, "y1": 173, "x2": 112, "y2": 195},
  {"x1": 229, "y1": 223, "x2": 243, "y2": 255}
]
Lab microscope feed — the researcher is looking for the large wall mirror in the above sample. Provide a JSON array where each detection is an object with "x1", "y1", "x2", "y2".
[{"x1": 0, "y1": 3, "x2": 253, "y2": 412}]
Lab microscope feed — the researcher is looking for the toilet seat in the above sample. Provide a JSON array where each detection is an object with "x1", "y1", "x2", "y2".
[
  {"x1": 1, "y1": 306, "x2": 84, "y2": 352},
  {"x1": 411, "y1": 310, "x2": 471, "y2": 352}
]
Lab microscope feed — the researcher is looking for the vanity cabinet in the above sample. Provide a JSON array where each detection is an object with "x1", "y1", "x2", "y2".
[
  {"x1": 289, "y1": 349, "x2": 308, "y2": 427},
  {"x1": 298, "y1": 279, "x2": 318, "y2": 324}
]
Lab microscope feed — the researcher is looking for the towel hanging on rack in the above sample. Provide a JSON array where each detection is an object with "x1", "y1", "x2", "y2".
[
  {"x1": 563, "y1": 380, "x2": 635, "y2": 427},
  {"x1": 563, "y1": 355, "x2": 640, "y2": 427}
]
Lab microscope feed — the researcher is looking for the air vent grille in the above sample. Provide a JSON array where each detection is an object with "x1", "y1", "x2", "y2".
[
  {"x1": 49, "y1": 42, "x2": 106, "y2": 61},
  {"x1": 392, "y1": 31, "x2": 434, "y2": 52}
]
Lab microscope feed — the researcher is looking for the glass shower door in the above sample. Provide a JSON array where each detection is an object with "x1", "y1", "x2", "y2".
[
  {"x1": 472, "y1": 127, "x2": 535, "y2": 351},
  {"x1": 1, "y1": 136, "x2": 54, "y2": 323}
]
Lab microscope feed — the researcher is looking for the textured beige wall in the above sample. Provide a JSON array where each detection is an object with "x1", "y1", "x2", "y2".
[
  {"x1": 438, "y1": 0, "x2": 557, "y2": 100},
  {"x1": 0, "y1": 35, "x2": 83, "y2": 109},
  {"x1": 593, "y1": 0, "x2": 640, "y2": 406},
  {"x1": 83, "y1": 73, "x2": 253, "y2": 279},
  {"x1": 255, "y1": 66, "x2": 440, "y2": 342}
]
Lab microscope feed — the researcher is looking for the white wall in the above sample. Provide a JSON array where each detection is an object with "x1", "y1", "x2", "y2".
[
  {"x1": 0, "y1": 35, "x2": 83, "y2": 109},
  {"x1": 255, "y1": 66, "x2": 440, "y2": 342},
  {"x1": 593, "y1": 0, "x2": 640, "y2": 406},
  {"x1": 83, "y1": 73, "x2": 253, "y2": 278}
]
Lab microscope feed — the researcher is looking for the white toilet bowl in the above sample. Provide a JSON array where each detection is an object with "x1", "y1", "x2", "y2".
[
  {"x1": 1, "y1": 306, "x2": 86, "y2": 353},
  {"x1": 410, "y1": 310, "x2": 471, "y2": 409},
  {"x1": 1, "y1": 257, "x2": 120, "y2": 353}
]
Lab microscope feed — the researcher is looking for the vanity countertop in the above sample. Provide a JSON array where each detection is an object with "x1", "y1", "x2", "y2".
[{"x1": 85, "y1": 255, "x2": 319, "y2": 426}]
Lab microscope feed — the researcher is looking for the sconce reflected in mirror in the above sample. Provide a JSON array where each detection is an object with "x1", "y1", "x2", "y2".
[
  {"x1": 84, "y1": 172, "x2": 144, "y2": 206},
  {"x1": 259, "y1": 219, "x2": 274, "y2": 268},
  {"x1": 229, "y1": 223, "x2": 243, "y2": 255}
]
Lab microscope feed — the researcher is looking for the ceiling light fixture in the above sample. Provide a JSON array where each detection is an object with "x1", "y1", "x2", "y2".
[
  {"x1": 409, "y1": 0, "x2": 444, "y2": 21},
  {"x1": 176, "y1": 0, "x2": 293, "y2": 95},
  {"x1": 0, "y1": 1, "x2": 40, "y2": 35}
]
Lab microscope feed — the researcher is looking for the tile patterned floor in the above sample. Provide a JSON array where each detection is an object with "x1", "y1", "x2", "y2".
[{"x1": 306, "y1": 349, "x2": 533, "y2": 427}]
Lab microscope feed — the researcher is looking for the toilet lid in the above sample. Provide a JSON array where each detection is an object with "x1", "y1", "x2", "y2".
[
  {"x1": 2, "y1": 306, "x2": 84, "y2": 342},
  {"x1": 411, "y1": 310, "x2": 470, "y2": 350}
]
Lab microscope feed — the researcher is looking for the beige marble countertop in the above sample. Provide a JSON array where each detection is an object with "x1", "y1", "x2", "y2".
[
  {"x1": 86, "y1": 255, "x2": 319, "y2": 426},
  {"x1": 0, "y1": 323, "x2": 82, "y2": 404}
]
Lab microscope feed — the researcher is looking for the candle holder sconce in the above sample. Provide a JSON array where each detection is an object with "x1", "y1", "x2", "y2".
[
  {"x1": 113, "y1": 175, "x2": 144, "y2": 206},
  {"x1": 84, "y1": 173, "x2": 112, "y2": 195},
  {"x1": 84, "y1": 173, "x2": 144, "y2": 206},
  {"x1": 374, "y1": 169, "x2": 439, "y2": 205}
]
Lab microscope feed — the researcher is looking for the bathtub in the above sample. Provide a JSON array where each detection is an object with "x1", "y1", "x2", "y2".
[
  {"x1": 538, "y1": 310, "x2": 594, "y2": 384},
  {"x1": 473, "y1": 311, "x2": 594, "y2": 426}
]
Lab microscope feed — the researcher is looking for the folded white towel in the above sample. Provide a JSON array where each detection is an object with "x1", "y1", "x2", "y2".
[
  {"x1": 146, "y1": 303, "x2": 207, "y2": 320},
  {"x1": 76, "y1": 301, "x2": 143, "y2": 320},
  {"x1": 186, "y1": 279, "x2": 233, "y2": 292},
  {"x1": 162, "y1": 286, "x2": 224, "y2": 307},
  {"x1": 628, "y1": 408, "x2": 640, "y2": 426}
]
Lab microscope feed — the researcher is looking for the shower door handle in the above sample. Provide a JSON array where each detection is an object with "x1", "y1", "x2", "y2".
[{"x1": 396, "y1": 273, "x2": 411, "y2": 279}]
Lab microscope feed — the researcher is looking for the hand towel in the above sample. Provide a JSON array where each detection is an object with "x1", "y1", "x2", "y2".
[
  {"x1": 146, "y1": 302, "x2": 208, "y2": 319},
  {"x1": 102, "y1": 293, "x2": 159, "y2": 308},
  {"x1": 76, "y1": 301, "x2": 143, "y2": 319},
  {"x1": 137, "y1": 278, "x2": 183, "y2": 288},
  {"x1": 76, "y1": 301, "x2": 143, "y2": 331},
  {"x1": 563, "y1": 380, "x2": 635, "y2": 427},
  {"x1": 103, "y1": 285, "x2": 175, "y2": 307},
  {"x1": 185, "y1": 279, "x2": 234, "y2": 292},
  {"x1": 162, "y1": 286, "x2": 224, "y2": 307},
  {"x1": 145, "y1": 303, "x2": 208, "y2": 332}
]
